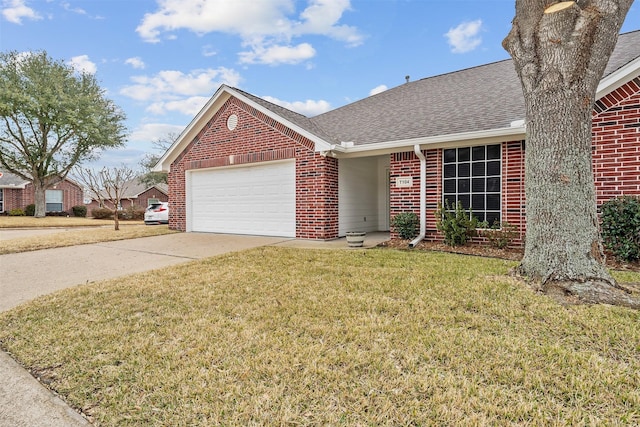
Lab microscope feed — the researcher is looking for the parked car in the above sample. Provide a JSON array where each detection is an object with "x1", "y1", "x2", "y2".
[{"x1": 144, "y1": 202, "x2": 169, "y2": 225}]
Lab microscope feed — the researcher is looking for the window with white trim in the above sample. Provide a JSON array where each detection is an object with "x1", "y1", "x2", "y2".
[
  {"x1": 443, "y1": 144, "x2": 501, "y2": 226},
  {"x1": 45, "y1": 189, "x2": 63, "y2": 212}
]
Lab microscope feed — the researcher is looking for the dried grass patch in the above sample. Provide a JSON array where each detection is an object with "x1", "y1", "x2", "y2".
[
  {"x1": 0, "y1": 216, "x2": 125, "y2": 228},
  {"x1": 1, "y1": 247, "x2": 639, "y2": 426},
  {"x1": 0, "y1": 225, "x2": 176, "y2": 254}
]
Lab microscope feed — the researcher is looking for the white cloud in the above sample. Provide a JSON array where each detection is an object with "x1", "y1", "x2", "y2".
[
  {"x1": 120, "y1": 67, "x2": 241, "y2": 116},
  {"x1": 239, "y1": 42, "x2": 315, "y2": 65},
  {"x1": 262, "y1": 95, "x2": 331, "y2": 116},
  {"x1": 202, "y1": 45, "x2": 217, "y2": 57},
  {"x1": 129, "y1": 123, "x2": 185, "y2": 144},
  {"x1": 369, "y1": 84, "x2": 388, "y2": 96},
  {"x1": 2, "y1": 0, "x2": 41, "y2": 24},
  {"x1": 146, "y1": 96, "x2": 211, "y2": 116},
  {"x1": 125, "y1": 57, "x2": 145, "y2": 69},
  {"x1": 136, "y1": 0, "x2": 363, "y2": 66},
  {"x1": 445, "y1": 19, "x2": 483, "y2": 54},
  {"x1": 61, "y1": 1, "x2": 86, "y2": 15},
  {"x1": 68, "y1": 55, "x2": 97, "y2": 74}
]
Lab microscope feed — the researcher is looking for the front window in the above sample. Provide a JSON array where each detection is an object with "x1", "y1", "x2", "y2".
[
  {"x1": 443, "y1": 144, "x2": 501, "y2": 226},
  {"x1": 45, "y1": 189, "x2": 63, "y2": 212},
  {"x1": 0, "y1": 188, "x2": 3, "y2": 212}
]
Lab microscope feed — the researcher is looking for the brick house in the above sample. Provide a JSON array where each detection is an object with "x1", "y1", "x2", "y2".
[
  {"x1": 0, "y1": 170, "x2": 84, "y2": 215},
  {"x1": 155, "y1": 30, "x2": 640, "y2": 242},
  {"x1": 86, "y1": 181, "x2": 168, "y2": 216}
]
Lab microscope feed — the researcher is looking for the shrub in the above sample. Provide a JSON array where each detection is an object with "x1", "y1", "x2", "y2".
[
  {"x1": 391, "y1": 212, "x2": 419, "y2": 239},
  {"x1": 435, "y1": 200, "x2": 480, "y2": 246},
  {"x1": 121, "y1": 206, "x2": 145, "y2": 221},
  {"x1": 25, "y1": 204, "x2": 35, "y2": 216},
  {"x1": 480, "y1": 221, "x2": 519, "y2": 249},
  {"x1": 8, "y1": 208, "x2": 25, "y2": 216},
  {"x1": 601, "y1": 196, "x2": 640, "y2": 262},
  {"x1": 91, "y1": 207, "x2": 113, "y2": 219},
  {"x1": 72, "y1": 205, "x2": 87, "y2": 217}
]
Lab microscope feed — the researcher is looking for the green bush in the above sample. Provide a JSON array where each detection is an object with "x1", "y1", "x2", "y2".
[
  {"x1": 25, "y1": 204, "x2": 35, "y2": 216},
  {"x1": 480, "y1": 221, "x2": 519, "y2": 249},
  {"x1": 121, "y1": 206, "x2": 145, "y2": 221},
  {"x1": 91, "y1": 207, "x2": 113, "y2": 219},
  {"x1": 601, "y1": 196, "x2": 640, "y2": 262},
  {"x1": 435, "y1": 200, "x2": 480, "y2": 246},
  {"x1": 391, "y1": 212, "x2": 419, "y2": 239},
  {"x1": 8, "y1": 208, "x2": 25, "y2": 216},
  {"x1": 72, "y1": 205, "x2": 87, "y2": 217}
]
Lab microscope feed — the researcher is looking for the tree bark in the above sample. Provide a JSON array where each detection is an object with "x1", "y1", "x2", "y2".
[
  {"x1": 503, "y1": 0, "x2": 638, "y2": 308},
  {"x1": 33, "y1": 181, "x2": 46, "y2": 218}
]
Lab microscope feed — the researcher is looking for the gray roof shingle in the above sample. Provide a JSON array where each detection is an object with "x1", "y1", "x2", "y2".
[
  {"x1": 0, "y1": 169, "x2": 29, "y2": 188},
  {"x1": 311, "y1": 29, "x2": 640, "y2": 146},
  {"x1": 225, "y1": 30, "x2": 639, "y2": 148}
]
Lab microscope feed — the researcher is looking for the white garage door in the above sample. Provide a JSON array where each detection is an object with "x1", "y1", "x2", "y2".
[{"x1": 189, "y1": 160, "x2": 296, "y2": 237}]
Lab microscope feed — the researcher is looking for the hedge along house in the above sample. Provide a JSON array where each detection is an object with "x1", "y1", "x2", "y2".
[
  {"x1": 155, "y1": 30, "x2": 640, "y2": 243},
  {"x1": 0, "y1": 169, "x2": 84, "y2": 215}
]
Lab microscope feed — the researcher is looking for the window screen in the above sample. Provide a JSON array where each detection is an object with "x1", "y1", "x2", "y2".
[{"x1": 442, "y1": 144, "x2": 501, "y2": 225}]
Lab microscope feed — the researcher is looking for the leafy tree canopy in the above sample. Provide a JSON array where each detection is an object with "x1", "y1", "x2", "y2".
[{"x1": 0, "y1": 50, "x2": 128, "y2": 215}]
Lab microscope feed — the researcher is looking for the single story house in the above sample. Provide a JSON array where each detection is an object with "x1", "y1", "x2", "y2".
[
  {"x1": 86, "y1": 181, "x2": 168, "y2": 216},
  {"x1": 155, "y1": 30, "x2": 640, "y2": 242},
  {"x1": 0, "y1": 170, "x2": 84, "y2": 214}
]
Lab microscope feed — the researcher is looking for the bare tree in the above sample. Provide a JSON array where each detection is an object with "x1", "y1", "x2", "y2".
[
  {"x1": 138, "y1": 132, "x2": 179, "y2": 187},
  {"x1": 74, "y1": 166, "x2": 136, "y2": 231},
  {"x1": 503, "y1": 0, "x2": 638, "y2": 307}
]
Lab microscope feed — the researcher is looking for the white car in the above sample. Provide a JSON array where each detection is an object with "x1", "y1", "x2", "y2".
[{"x1": 144, "y1": 202, "x2": 169, "y2": 225}]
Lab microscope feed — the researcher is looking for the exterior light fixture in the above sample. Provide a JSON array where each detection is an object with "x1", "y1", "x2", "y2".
[{"x1": 544, "y1": 1, "x2": 576, "y2": 13}]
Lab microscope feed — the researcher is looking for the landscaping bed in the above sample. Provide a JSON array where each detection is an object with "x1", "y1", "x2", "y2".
[{"x1": 380, "y1": 239, "x2": 640, "y2": 273}]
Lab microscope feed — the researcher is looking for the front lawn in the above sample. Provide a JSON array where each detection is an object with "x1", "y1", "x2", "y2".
[
  {"x1": 0, "y1": 225, "x2": 177, "y2": 254},
  {"x1": 0, "y1": 216, "x2": 126, "y2": 228},
  {"x1": 1, "y1": 247, "x2": 639, "y2": 426}
]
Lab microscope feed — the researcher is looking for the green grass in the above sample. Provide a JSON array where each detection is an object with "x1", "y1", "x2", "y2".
[{"x1": 1, "y1": 247, "x2": 639, "y2": 426}]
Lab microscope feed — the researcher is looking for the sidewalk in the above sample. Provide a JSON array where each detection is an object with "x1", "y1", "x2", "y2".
[{"x1": 0, "y1": 231, "x2": 389, "y2": 425}]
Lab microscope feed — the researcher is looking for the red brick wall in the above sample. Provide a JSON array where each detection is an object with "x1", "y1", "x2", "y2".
[
  {"x1": 1, "y1": 187, "x2": 25, "y2": 212},
  {"x1": 169, "y1": 96, "x2": 339, "y2": 239},
  {"x1": 2, "y1": 180, "x2": 83, "y2": 213},
  {"x1": 390, "y1": 143, "x2": 526, "y2": 243},
  {"x1": 389, "y1": 149, "x2": 442, "y2": 241},
  {"x1": 593, "y1": 77, "x2": 640, "y2": 204}
]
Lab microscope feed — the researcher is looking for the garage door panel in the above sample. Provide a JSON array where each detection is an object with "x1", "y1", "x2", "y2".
[{"x1": 189, "y1": 161, "x2": 295, "y2": 237}]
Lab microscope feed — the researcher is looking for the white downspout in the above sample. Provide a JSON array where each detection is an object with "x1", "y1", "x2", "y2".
[{"x1": 409, "y1": 144, "x2": 426, "y2": 248}]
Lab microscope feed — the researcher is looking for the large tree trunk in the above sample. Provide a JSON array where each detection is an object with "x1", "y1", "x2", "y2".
[
  {"x1": 503, "y1": 0, "x2": 638, "y2": 308},
  {"x1": 33, "y1": 180, "x2": 47, "y2": 218}
]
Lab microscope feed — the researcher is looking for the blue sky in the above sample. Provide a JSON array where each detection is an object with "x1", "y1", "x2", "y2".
[{"x1": 1, "y1": 0, "x2": 639, "y2": 169}]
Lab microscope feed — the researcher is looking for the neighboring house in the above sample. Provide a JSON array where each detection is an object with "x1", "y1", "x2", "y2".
[
  {"x1": 86, "y1": 181, "x2": 168, "y2": 215},
  {"x1": 154, "y1": 30, "x2": 640, "y2": 242},
  {"x1": 0, "y1": 170, "x2": 84, "y2": 214}
]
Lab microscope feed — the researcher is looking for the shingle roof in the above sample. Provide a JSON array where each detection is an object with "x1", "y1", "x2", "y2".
[
  {"x1": 312, "y1": 59, "x2": 524, "y2": 145},
  {"x1": 0, "y1": 169, "x2": 29, "y2": 188},
  {"x1": 310, "y1": 29, "x2": 640, "y2": 146}
]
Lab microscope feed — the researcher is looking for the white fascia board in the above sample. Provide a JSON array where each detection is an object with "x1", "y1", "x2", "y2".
[
  {"x1": 154, "y1": 85, "x2": 333, "y2": 172},
  {"x1": 0, "y1": 183, "x2": 28, "y2": 189},
  {"x1": 329, "y1": 125, "x2": 527, "y2": 158},
  {"x1": 153, "y1": 85, "x2": 231, "y2": 172},
  {"x1": 597, "y1": 56, "x2": 640, "y2": 100}
]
